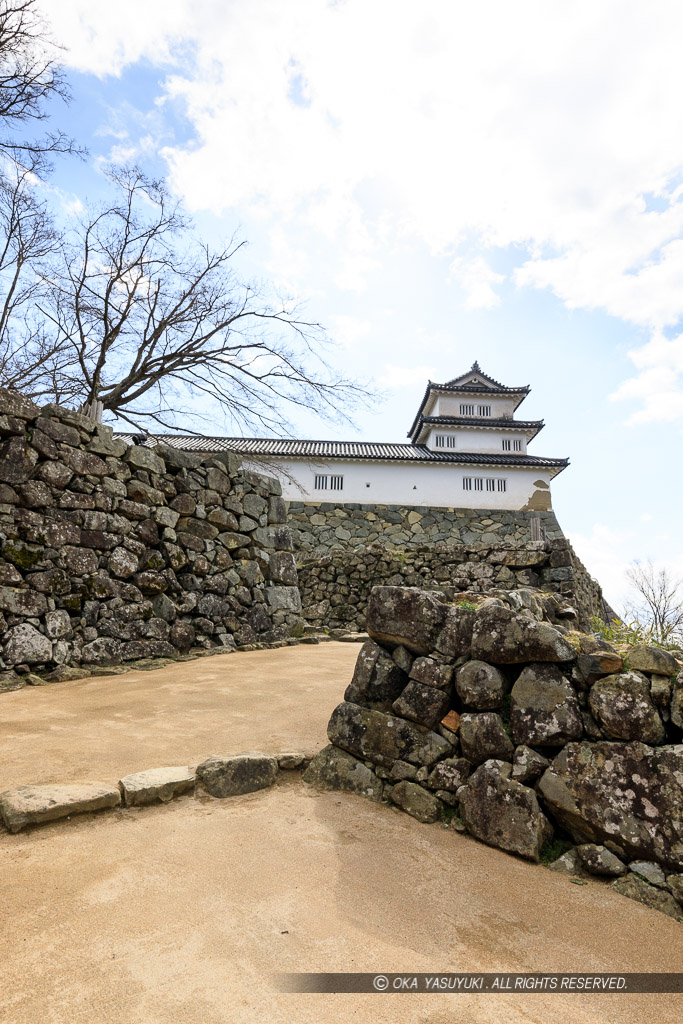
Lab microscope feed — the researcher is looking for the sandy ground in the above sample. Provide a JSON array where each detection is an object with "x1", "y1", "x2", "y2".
[
  {"x1": 0, "y1": 642, "x2": 358, "y2": 790},
  {"x1": 1, "y1": 779, "x2": 681, "y2": 1024}
]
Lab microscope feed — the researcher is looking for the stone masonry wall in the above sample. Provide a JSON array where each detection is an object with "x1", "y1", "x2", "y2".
[
  {"x1": 287, "y1": 502, "x2": 607, "y2": 633},
  {"x1": 0, "y1": 390, "x2": 302, "y2": 689},
  {"x1": 303, "y1": 585, "x2": 683, "y2": 923}
]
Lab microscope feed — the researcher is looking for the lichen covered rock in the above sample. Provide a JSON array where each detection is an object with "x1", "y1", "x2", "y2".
[
  {"x1": 538, "y1": 741, "x2": 683, "y2": 870},
  {"x1": 303, "y1": 744, "x2": 383, "y2": 801},
  {"x1": 458, "y1": 760, "x2": 554, "y2": 862},
  {"x1": 510, "y1": 663, "x2": 582, "y2": 746},
  {"x1": 589, "y1": 672, "x2": 665, "y2": 744},
  {"x1": 471, "y1": 604, "x2": 577, "y2": 664}
]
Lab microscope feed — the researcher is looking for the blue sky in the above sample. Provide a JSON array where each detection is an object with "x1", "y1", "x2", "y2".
[{"x1": 38, "y1": 1, "x2": 683, "y2": 610}]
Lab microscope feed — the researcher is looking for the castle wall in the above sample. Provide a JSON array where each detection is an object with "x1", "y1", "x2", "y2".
[
  {"x1": 0, "y1": 390, "x2": 302, "y2": 688},
  {"x1": 287, "y1": 501, "x2": 607, "y2": 633}
]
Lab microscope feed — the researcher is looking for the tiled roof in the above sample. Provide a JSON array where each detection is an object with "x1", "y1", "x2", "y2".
[
  {"x1": 419, "y1": 416, "x2": 543, "y2": 429},
  {"x1": 118, "y1": 433, "x2": 568, "y2": 474},
  {"x1": 444, "y1": 363, "x2": 525, "y2": 390},
  {"x1": 413, "y1": 415, "x2": 544, "y2": 444}
]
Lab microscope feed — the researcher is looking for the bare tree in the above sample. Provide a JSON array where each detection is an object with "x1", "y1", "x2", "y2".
[
  {"x1": 625, "y1": 559, "x2": 683, "y2": 645},
  {"x1": 0, "y1": 0, "x2": 75, "y2": 169},
  {"x1": 0, "y1": 0, "x2": 82, "y2": 400},
  {"x1": 35, "y1": 167, "x2": 369, "y2": 431}
]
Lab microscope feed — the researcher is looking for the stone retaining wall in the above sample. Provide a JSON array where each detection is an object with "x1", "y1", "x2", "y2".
[
  {"x1": 288, "y1": 503, "x2": 607, "y2": 633},
  {"x1": 288, "y1": 502, "x2": 565, "y2": 552},
  {"x1": 0, "y1": 390, "x2": 302, "y2": 688},
  {"x1": 303, "y1": 585, "x2": 683, "y2": 923}
]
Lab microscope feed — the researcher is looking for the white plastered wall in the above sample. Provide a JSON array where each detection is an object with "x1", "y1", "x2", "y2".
[
  {"x1": 245, "y1": 457, "x2": 554, "y2": 510},
  {"x1": 432, "y1": 394, "x2": 519, "y2": 418},
  {"x1": 425, "y1": 426, "x2": 528, "y2": 454}
]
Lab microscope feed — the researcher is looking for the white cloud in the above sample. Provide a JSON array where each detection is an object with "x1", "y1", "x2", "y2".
[
  {"x1": 567, "y1": 523, "x2": 637, "y2": 614},
  {"x1": 610, "y1": 331, "x2": 683, "y2": 423},
  {"x1": 41, "y1": 1, "x2": 683, "y2": 417},
  {"x1": 450, "y1": 255, "x2": 505, "y2": 310},
  {"x1": 379, "y1": 364, "x2": 437, "y2": 390}
]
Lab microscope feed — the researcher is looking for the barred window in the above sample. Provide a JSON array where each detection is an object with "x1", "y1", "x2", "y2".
[
  {"x1": 513, "y1": 439, "x2": 522, "y2": 451},
  {"x1": 460, "y1": 403, "x2": 475, "y2": 415},
  {"x1": 330, "y1": 475, "x2": 344, "y2": 491},
  {"x1": 314, "y1": 475, "x2": 328, "y2": 490},
  {"x1": 463, "y1": 477, "x2": 473, "y2": 490},
  {"x1": 474, "y1": 478, "x2": 483, "y2": 491},
  {"x1": 486, "y1": 478, "x2": 495, "y2": 491},
  {"x1": 502, "y1": 439, "x2": 511, "y2": 451},
  {"x1": 478, "y1": 404, "x2": 492, "y2": 416},
  {"x1": 497, "y1": 478, "x2": 507, "y2": 492}
]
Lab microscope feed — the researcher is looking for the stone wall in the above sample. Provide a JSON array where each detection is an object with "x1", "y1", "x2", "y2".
[
  {"x1": 303, "y1": 585, "x2": 683, "y2": 922},
  {"x1": 0, "y1": 390, "x2": 302, "y2": 689},
  {"x1": 288, "y1": 502, "x2": 607, "y2": 633},
  {"x1": 287, "y1": 501, "x2": 565, "y2": 552}
]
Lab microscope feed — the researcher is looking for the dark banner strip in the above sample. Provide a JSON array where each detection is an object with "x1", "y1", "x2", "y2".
[{"x1": 277, "y1": 973, "x2": 683, "y2": 994}]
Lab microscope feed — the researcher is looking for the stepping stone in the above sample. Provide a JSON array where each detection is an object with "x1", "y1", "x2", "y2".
[
  {"x1": 119, "y1": 767, "x2": 195, "y2": 806},
  {"x1": 0, "y1": 783, "x2": 121, "y2": 833},
  {"x1": 197, "y1": 754, "x2": 279, "y2": 797}
]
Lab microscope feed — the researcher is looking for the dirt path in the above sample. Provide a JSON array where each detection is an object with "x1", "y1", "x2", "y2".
[
  {"x1": 0, "y1": 642, "x2": 358, "y2": 789},
  {"x1": 1, "y1": 779, "x2": 680, "y2": 1024}
]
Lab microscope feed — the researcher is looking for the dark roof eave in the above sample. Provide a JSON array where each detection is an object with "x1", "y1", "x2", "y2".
[{"x1": 411, "y1": 415, "x2": 544, "y2": 444}]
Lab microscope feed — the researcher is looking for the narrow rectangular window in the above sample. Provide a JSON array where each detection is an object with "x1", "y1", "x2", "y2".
[
  {"x1": 460, "y1": 403, "x2": 474, "y2": 416},
  {"x1": 435, "y1": 434, "x2": 444, "y2": 447},
  {"x1": 502, "y1": 439, "x2": 511, "y2": 451},
  {"x1": 463, "y1": 477, "x2": 472, "y2": 490},
  {"x1": 486, "y1": 478, "x2": 495, "y2": 491},
  {"x1": 513, "y1": 439, "x2": 522, "y2": 451},
  {"x1": 446, "y1": 435, "x2": 456, "y2": 448},
  {"x1": 330, "y1": 475, "x2": 344, "y2": 491},
  {"x1": 474, "y1": 477, "x2": 483, "y2": 491},
  {"x1": 314, "y1": 474, "x2": 328, "y2": 490},
  {"x1": 497, "y1": 478, "x2": 506, "y2": 492},
  {"x1": 478, "y1": 404, "x2": 491, "y2": 416}
]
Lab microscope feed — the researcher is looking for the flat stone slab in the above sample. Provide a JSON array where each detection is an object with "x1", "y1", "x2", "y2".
[
  {"x1": 196, "y1": 754, "x2": 279, "y2": 797},
  {"x1": 119, "y1": 766, "x2": 195, "y2": 806},
  {"x1": 0, "y1": 782, "x2": 121, "y2": 833}
]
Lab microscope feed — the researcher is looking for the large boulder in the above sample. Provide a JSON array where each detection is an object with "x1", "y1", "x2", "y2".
[
  {"x1": 366, "y1": 586, "x2": 447, "y2": 654},
  {"x1": 537, "y1": 742, "x2": 683, "y2": 870},
  {"x1": 389, "y1": 781, "x2": 444, "y2": 823},
  {"x1": 458, "y1": 761, "x2": 554, "y2": 862},
  {"x1": 433, "y1": 606, "x2": 476, "y2": 659},
  {"x1": 588, "y1": 672, "x2": 665, "y2": 744},
  {"x1": 471, "y1": 604, "x2": 577, "y2": 664},
  {"x1": 510, "y1": 663, "x2": 583, "y2": 746},
  {"x1": 344, "y1": 640, "x2": 407, "y2": 707},
  {"x1": 302, "y1": 745, "x2": 383, "y2": 801},
  {"x1": 327, "y1": 700, "x2": 452, "y2": 767},
  {"x1": 3, "y1": 623, "x2": 52, "y2": 665},
  {"x1": 628, "y1": 646, "x2": 679, "y2": 677},
  {"x1": 392, "y1": 680, "x2": 451, "y2": 729},
  {"x1": 459, "y1": 712, "x2": 514, "y2": 765},
  {"x1": 455, "y1": 660, "x2": 506, "y2": 709}
]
